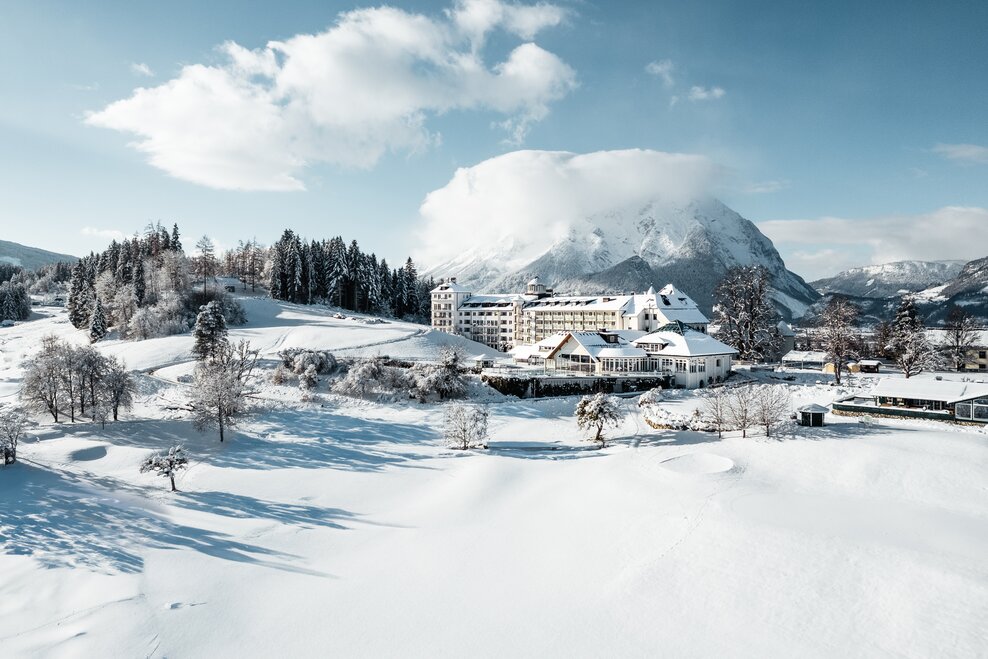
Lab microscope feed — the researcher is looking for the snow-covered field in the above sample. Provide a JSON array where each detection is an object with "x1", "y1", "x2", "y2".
[{"x1": 1, "y1": 299, "x2": 986, "y2": 658}]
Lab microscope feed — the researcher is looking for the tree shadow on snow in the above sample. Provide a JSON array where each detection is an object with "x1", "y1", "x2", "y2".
[
  {"x1": 175, "y1": 491, "x2": 358, "y2": 530},
  {"x1": 47, "y1": 408, "x2": 438, "y2": 474},
  {"x1": 0, "y1": 462, "x2": 339, "y2": 576}
]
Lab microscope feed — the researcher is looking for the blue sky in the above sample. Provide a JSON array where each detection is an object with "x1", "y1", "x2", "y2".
[{"x1": 1, "y1": 0, "x2": 986, "y2": 279}]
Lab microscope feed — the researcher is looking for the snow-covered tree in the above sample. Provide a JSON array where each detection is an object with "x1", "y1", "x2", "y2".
[
  {"x1": 727, "y1": 386, "x2": 757, "y2": 438},
  {"x1": 21, "y1": 335, "x2": 66, "y2": 422},
  {"x1": 190, "y1": 340, "x2": 257, "y2": 442},
  {"x1": 896, "y1": 330, "x2": 942, "y2": 378},
  {"x1": 713, "y1": 265, "x2": 781, "y2": 363},
  {"x1": 103, "y1": 357, "x2": 135, "y2": 421},
  {"x1": 820, "y1": 297, "x2": 859, "y2": 385},
  {"x1": 194, "y1": 235, "x2": 218, "y2": 294},
  {"x1": 753, "y1": 384, "x2": 792, "y2": 438},
  {"x1": 575, "y1": 393, "x2": 623, "y2": 447},
  {"x1": 0, "y1": 406, "x2": 28, "y2": 465},
  {"x1": 89, "y1": 296, "x2": 108, "y2": 343},
  {"x1": 413, "y1": 346, "x2": 467, "y2": 401},
  {"x1": 699, "y1": 387, "x2": 731, "y2": 438},
  {"x1": 442, "y1": 404, "x2": 489, "y2": 450},
  {"x1": 67, "y1": 261, "x2": 93, "y2": 329},
  {"x1": 140, "y1": 445, "x2": 189, "y2": 492},
  {"x1": 941, "y1": 306, "x2": 979, "y2": 371},
  {"x1": 192, "y1": 300, "x2": 228, "y2": 362}
]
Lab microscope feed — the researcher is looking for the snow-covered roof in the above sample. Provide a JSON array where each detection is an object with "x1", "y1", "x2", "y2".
[
  {"x1": 871, "y1": 378, "x2": 988, "y2": 403},
  {"x1": 619, "y1": 285, "x2": 709, "y2": 325},
  {"x1": 527, "y1": 276, "x2": 540, "y2": 286},
  {"x1": 524, "y1": 295, "x2": 634, "y2": 312},
  {"x1": 545, "y1": 331, "x2": 648, "y2": 361},
  {"x1": 460, "y1": 294, "x2": 533, "y2": 307},
  {"x1": 798, "y1": 404, "x2": 830, "y2": 414},
  {"x1": 632, "y1": 323, "x2": 737, "y2": 357},
  {"x1": 469, "y1": 354, "x2": 495, "y2": 362},
  {"x1": 858, "y1": 359, "x2": 882, "y2": 366},
  {"x1": 777, "y1": 320, "x2": 796, "y2": 337},
  {"x1": 431, "y1": 280, "x2": 471, "y2": 294},
  {"x1": 782, "y1": 350, "x2": 829, "y2": 363}
]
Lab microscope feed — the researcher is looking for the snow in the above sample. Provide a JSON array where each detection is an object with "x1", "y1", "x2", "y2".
[{"x1": 1, "y1": 300, "x2": 987, "y2": 657}]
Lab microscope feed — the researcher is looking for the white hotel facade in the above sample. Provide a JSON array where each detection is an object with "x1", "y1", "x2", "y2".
[{"x1": 430, "y1": 277, "x2": 711, "y2": 351}]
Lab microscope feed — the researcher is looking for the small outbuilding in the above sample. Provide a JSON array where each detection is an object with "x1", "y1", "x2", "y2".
[
  {"x1": 858, "y1": 359, "x2": 881, "y2": 373},
  {"x1": 469, "y1": 354, "x2": 496, "y2": 369},
  {"x1": 797, "y1": 403, "x2": 828, "y2": 427}
]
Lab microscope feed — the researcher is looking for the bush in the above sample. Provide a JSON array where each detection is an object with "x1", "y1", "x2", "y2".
[{"x1": 278, "y1": 348, "x2": 337, "y2": 374}]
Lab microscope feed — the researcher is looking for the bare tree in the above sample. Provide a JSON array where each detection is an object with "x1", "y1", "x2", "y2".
[
  {"x1": 896, "y1": 331, "x2": 942, "y2": 378},
  {"x1": 820, "y1": 297, "x2": 859, "y2": 385},
  {"x1": 140, "y1": 445, "x2": 189, "y2": 492},
  {"x1": 753, "y1": 385, "x2": 792, "y2": 437},
  {"x1": 699, "y1": 387, "x2": 731, "y2": 438},
  {"x1": 576, "y1": 393, "x2": 623, "y2": 447},
  {"x1": 194, "y1": 235, "x2": 218, "y2": 294},
  {"x1": 727, "y1": 386, "x2": 757, "y2": 438},
  {"x1": 22, "y1": 335, "x2": 65, "y2": 422},
  {"x1": 103, "y1": 357, "x2": 136, "y2": 421},
  {"x1": 941, "y1": 306, "x2": 980, "y2": 371},
  {"x1": 442, "y1": 404, "x2": 490, "y2": 450},
  {"x1": 191, "y1": 339, "x2": 258, "y2": 442}
]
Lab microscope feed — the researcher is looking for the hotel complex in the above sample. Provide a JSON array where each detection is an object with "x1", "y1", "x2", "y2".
[{"x1": 430, "y1": 277, "x2": 736, "y2": 388}]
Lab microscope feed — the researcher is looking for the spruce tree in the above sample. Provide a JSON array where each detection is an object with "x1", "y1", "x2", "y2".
[
  {"x1": 133, "y1": 257, "x2": 146, "y2": 306},
  {"x1": 192, "y1": 301, "x2": 228, "y2": 361},
  {"x1": 171, "y1": 223, "x2": 183, "y2": 252},
  {"x1": 68, "y1": 261, "x2": 93, "y2": 329},
  {"x1": 89, "y1": 297, "x2": 108, "y2": 343}
]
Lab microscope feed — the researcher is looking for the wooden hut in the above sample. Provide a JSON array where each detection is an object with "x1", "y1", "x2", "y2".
[{"x1": 798, "y1": 403, "x2": 828, "y2": 427}]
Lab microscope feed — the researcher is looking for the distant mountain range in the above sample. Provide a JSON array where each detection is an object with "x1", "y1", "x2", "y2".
[
  {"x1": 424, "y1": 197, "x2": 820, "y2": 320},
  {"x1": 810, "y1": 260, "x2": 965, "y2": 298},
  {"x1": 0, "y1": 239, "x2": 77, "y2": 270},
  {"x1": 804, "y1": 258, "x2": 988, "y2": 326}
]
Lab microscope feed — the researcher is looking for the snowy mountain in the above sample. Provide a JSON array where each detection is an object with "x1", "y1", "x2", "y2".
[
  {"x1": 810, "y1": 260, "x2": 965, "y2": 298},
  {"x1": 425, "y1": 197, "x2": 819, "y2": 319},
  {"x1": 802, "y1": 256, "x2": 988, "y2": 326},
  {"x1": 0, "y1": 239, "x2": 76, "y2": 270}
]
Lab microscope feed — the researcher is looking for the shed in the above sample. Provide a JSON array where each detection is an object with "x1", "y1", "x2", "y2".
[
  {"x1": 469, "y1": 354, "x2": 496, "y2": 369},
  {"x1": 858, "y1": 359, "x2": 881, "y2": 373},
  {"x1": 798, "y1": 403, "x2": 828, "y2": 427}
]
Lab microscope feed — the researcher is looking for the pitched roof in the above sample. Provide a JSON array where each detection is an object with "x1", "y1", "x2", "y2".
[
  {"x1": 871, "y1": 378, "x2": 988, "y2": 403},
  {"x1": 632, "y1": 325, "x2": 737, "y2": 357},
  {"x1": 431, "y1": 280, "x2": 472, "y2": 294}
]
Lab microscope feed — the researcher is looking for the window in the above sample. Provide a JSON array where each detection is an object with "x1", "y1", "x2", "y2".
[
  {"x1": 980, "y1": 351, "x2": 987, "y2": 359},
  {"x1": 715, "y1": 358, "x2": 722, "y2": 367},
  {"x1": 955, "y1": 403, "x2": 972, "y2": 419}
]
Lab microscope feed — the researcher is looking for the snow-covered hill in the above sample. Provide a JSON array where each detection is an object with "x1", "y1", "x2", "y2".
[
  {"x1": 810, "y1": 260, "x2": 965, "y2": 298},
  {"x1": 426, "y1": 197, "x2": 819, "y2": 319},
  {"x1": 0, "y1": 239, "x2": 76, "y2": 270}
]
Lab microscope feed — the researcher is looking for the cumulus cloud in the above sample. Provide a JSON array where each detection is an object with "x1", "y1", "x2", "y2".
[
  {"x1": 933, "y1": 142, "x2": 988, "y2": 165},
  {"x1": 687, "y1": 85, "x2": 725, "y2": 101},
  {"x1": 130, "y1": 62, "x2": 154, "y2": 77},
  {"x1": 758, "y1": 206, "x2": 988, "y2": 280},
  {"x1": 415, "y1": 148, "x2": 719, "y2": 268},
  {"x1": 645, "y1": 59, "x2": 675, "y2": 87},
  {"x1": 86, "y1": 1, "x2": 576, "y2": 191}
]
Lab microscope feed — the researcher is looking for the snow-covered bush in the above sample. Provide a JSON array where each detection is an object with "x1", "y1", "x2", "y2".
[
  {"x1": 271, "y1": 364, "x2": 288, "y2": 385},
  {"x1": 575, "y1": 393, "x2": 623, "y2": 447},
  {"x1": 140, "y1": 445, "x2": 189, "y2": 492},
  {"x1": 298, "y1": 364, "x2": 319, "y2": 398},
  {"x1": 279, "y1": 348, "x2": 337, "y2": 375},
  {"x1": 443, "y1": 404, "x2": 489, "y2": 450},
  {"x1": 410, "y1": 347, "x2": 467, "y2": 402},
  {"x1": 332, "y1": 358, "x2": 385, "y2": 398}
]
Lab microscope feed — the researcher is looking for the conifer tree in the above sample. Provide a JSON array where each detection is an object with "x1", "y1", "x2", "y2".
[
  {"x1": 89, "y1": 297, "x2": 108, "y2": 343},
  {"x1": 192, "y1": 300, "x2": 228, "y2": 361}
]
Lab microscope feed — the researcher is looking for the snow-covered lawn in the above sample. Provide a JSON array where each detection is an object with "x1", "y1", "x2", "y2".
[{"x1": 1, "y1": 302, "x2": 986, "y2": 658}]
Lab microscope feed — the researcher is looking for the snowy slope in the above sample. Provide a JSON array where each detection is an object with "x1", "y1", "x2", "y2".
[
  {"x1": 811, "y1": 260, "x2": 965, "y2": 298},
  {"x1": 1, "y1": 300, "x2": 986, "y2": 658},
  {"x1": 426, "y1": 198, "x2": 819, "y2": 318},
  {"x1": 0, "y1": 239, "x2": 76, "y2": 270}
]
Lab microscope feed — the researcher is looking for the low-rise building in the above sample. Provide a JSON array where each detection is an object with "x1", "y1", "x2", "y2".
[{"x1": 834, "y1": 377, "x2": 988, "y2": 423}]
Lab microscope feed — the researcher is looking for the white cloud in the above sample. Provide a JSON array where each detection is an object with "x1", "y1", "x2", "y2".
[
  {"x1": 82, "y1": 227, "x2": 127, "y2": 242},
  {"x1": 415, "y1": 148, "x2": 719, "y2": 268},
  {"x1": 758, "y1": 206, "x2": 988, "y2": 280},
  {"x1": 933, "y1": 142, "x2": 988, "y2": 165},
  {"x1": 86, "y1": 1, "x2": 576, "y2": 191},
  {"x1": 130, "y1": 62, "x2": 154, "y2": 77},
  {"x1": 687, "y1": 85, "x2": 725, "y2": 101},
  {"x1": 645, "y1": 59, "x2": 675, "y2": 88},
  {"x1": 743, "y1": 179, "x2": 789, "y2": 194}
]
